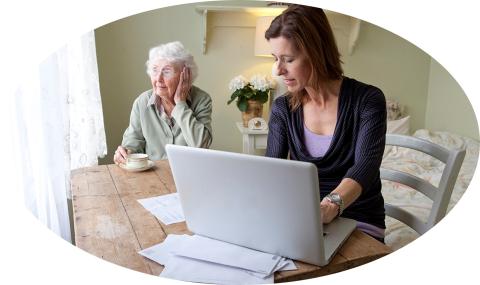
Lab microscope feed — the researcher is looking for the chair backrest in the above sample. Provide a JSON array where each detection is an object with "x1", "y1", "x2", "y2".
[{"x1": 381, "y1": 134, "x2": 466, "y2": 235}]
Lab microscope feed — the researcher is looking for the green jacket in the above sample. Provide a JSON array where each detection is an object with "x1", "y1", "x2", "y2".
[{"x1": 121, "y1": 86, "x2": 213, "y2": 160}]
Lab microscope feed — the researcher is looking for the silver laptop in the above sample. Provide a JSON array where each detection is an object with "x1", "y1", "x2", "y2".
[{"x1": 165, "y1": 144, "x2": 356, "y2": 266}]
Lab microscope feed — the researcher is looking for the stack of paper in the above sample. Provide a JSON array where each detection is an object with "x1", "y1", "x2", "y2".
[{"x1": 139, "y1": 234, "x2": 297, "y2": 284}]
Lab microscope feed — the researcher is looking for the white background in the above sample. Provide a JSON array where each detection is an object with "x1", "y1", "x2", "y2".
[{"x1": 0, "y1": 0, "x2": 479, "y2": 284}]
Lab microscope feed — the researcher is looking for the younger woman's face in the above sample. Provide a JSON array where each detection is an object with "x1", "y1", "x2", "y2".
[{"x1": 269, "y1": 36, "x2": 311, "y2": 93}]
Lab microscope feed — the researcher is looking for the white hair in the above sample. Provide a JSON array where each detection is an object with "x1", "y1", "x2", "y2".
[{"x1": 145, "y1": 41, "x2": 198, "y2": 82}]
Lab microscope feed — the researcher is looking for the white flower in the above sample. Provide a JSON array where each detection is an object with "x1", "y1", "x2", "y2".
[
  {"x1": 228, "y1": 75, "x2": 248, "y2": 92},
  {"x1": 249, "y1": 74, "x2": 271, "y2": 92}
]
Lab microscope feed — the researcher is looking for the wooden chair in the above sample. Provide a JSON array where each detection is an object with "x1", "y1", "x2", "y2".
[{"x1": 381, "y1": 134, "x2": 466, "y2": 234}]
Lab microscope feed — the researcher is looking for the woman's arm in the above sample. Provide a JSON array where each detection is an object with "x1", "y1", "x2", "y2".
[
  {"x1": 321, "y1": 178, "x2": 362, "y2": 223},
  {"x1": 323, "y1": 89, "x2": 387, "y2": 223},
  {"x1": 121, "y1": 97, "x2": 146, "y2": 153},
  {"x1": 265, "y1": 97, "x2": 289, "y2": 158},
  {"x1": 171, "y1": 91, "x2": 213, "y2": 148}
]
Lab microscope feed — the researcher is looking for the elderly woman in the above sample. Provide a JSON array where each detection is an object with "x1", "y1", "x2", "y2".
[
  {"x1": 113, "y1": 41, "x2": 212, "y2": 164},
  {"x1": 265, "y1": 5, "x2": 387, "y2": 242}
]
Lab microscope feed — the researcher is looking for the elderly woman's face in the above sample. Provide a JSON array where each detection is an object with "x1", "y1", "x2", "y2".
[
  {"x1": 269, "y1": 36, "x2": 311, "y2": 93},
  {"x1": 150, "y1": 59, "x2": 182, "y2": 99}
]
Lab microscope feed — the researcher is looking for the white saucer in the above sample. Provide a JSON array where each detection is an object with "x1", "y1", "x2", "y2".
[{"x1": 119, "y1": 160, "x2": 155, "y2": 172}]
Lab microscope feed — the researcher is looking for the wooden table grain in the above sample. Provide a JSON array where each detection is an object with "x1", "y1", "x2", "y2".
[{"x1": 71, "y1": 160, "x2": 391, "y2": 282}]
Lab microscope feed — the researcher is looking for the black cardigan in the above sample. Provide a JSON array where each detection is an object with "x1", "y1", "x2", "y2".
[{"x1": 265, "y1": 77, "x2": 387, "y2": 228}]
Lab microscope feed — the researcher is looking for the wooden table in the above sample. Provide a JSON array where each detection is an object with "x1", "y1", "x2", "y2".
[{"x1": 71, "y1": 160, "x2": 391, "y2": 282}]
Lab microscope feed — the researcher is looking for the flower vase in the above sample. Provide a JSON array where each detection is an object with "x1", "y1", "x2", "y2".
[{"x1": 242, "y1": 100, "x2": 264, "y2": 127}]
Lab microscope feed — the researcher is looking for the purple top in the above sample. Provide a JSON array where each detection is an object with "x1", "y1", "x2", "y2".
[
  {"x1": 357, "y1": 221, "x2": 385, "y2": 238},
  {"x1": 303, "y1": 125, "x2": 333, "y2": 157}
]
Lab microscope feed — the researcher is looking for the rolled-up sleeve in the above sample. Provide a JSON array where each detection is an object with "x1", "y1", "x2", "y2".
[
  {"x1": 344, "y1": 89, "x2": 387, "y2": 192},
  {"x1": 171, "y1": 94, "x2": 213, "y2": 148},
  {"x1": 121, "y1": 98, "x2": 146, "y2": 153}
]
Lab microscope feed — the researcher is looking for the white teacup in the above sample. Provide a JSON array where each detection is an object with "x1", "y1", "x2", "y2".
[{"x1": 126, "y1": 153, "x2": 149, "y2": 169}]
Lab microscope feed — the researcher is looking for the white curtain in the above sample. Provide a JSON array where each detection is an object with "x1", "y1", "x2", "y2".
[{"x1": 13, "y1": 31, "x2": 107, "y2": 242}]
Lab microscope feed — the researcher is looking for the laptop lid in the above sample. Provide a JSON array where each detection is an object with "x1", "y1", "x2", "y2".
[{"x1": 165, "y1": 144, "x2": 355, "y2": 266}]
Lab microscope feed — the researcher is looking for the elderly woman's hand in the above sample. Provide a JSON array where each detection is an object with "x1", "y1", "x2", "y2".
[
  {"x1": 113, "y1": 146, "x2": 131, "y2": 165},
  {"x1": 174, "y1": 66, "x2": 192, "y2": 104}
]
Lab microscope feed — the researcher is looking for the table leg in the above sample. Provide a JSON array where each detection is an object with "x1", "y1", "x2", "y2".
[{"x1": 242, "y1": 134, "x2": 256, "y2": 154}]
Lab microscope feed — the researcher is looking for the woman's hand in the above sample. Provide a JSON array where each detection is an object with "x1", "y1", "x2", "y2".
[
  {"x1": 320, "y1": 198, "x2": 339, "y2": 224},
  {"x1": 320, "y1": 178, "x2": 363, "y2": 224},
  {"x1": 113, "y1": 146, "x2": 130, "y2": 165},
  {"x1": 174, "y1": 66, "x2": 192, "y2": 104}
]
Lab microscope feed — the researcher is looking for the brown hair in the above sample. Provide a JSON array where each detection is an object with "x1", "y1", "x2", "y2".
[{"x1": 265, "y1": 4, "x2": 343, "y2": 110}]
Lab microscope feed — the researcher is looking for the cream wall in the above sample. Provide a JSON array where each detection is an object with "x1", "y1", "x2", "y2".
[
  {"x1": 96, "y1": 1, "x2": 477, "y2": 164},
  {"x1": 425, "y1": 59, "x2": 479, "y2": 140},
  {"x1": 342, "y1": 21, "x2": 431, "y2": 132}
]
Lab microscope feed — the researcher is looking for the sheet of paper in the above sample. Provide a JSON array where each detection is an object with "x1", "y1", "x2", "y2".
[
  {"x1": 171, "y1": 234, "x2": 282, "y2": 275},
  {"x1": 277, "y1": 258, "x2": 297, "y2": 271},
  {"x1": 160, "y1": 255, "x2": 274, "y2": 285},
  {"x1": 137, "y1": 193, "x2": 185, "y2": 225},
  {"x1": 138, "y1": 234, "x2": 191, "y2": 265},
  {"x1": 247, "y1": 257, "x2": 298, "y2": 278}
]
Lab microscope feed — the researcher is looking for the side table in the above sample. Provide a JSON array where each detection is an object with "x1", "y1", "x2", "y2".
[{"x1": 236, "y1": 122, "x2": 268, "y2": 155}]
